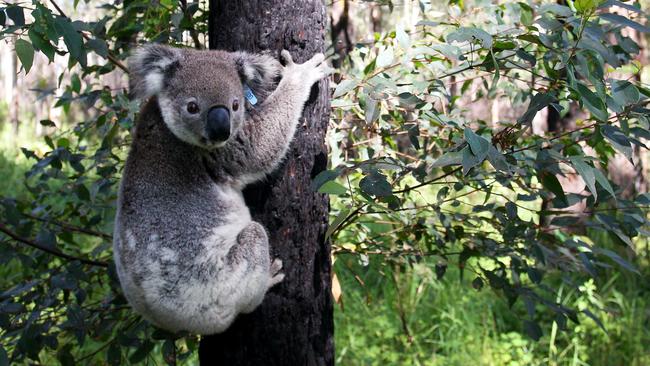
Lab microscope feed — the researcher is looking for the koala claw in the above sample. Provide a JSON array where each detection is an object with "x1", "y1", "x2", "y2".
[
  {"x1": 270, "y1": 258, "x2": 283, "y2": 275},
  {"x1": 281, "y1": 49, "x2": 294, "y2": 65},
  {"x1": 307, "y1": 53, "x2": 325, "y2": 66},
  {"x1": 268, "y1": 258, "x2": 284, "y2": 288}
]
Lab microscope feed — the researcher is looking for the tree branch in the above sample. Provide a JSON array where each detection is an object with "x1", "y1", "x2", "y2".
[
  {"x1": 23, "y1": 213, "x2": 112, "y2": 240},
  {"x1": 0, "y1": 222, "x2": 108, "y2": 268},
  {"x1": 48, "y1": 0, "x2": 130, "y2": 73}
]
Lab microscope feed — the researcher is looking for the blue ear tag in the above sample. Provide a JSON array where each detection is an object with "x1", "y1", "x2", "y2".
[{"x1": 243, "y1": 84, "x2": 258, "y2": 106}]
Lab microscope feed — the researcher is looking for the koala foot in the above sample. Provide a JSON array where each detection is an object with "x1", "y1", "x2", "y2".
[
  {"x1": 268, "y1": 258, "x2": 284, "y2": 288},
  {"x1": 280, "y1": 50, "x2": 332, "y2": 90}
]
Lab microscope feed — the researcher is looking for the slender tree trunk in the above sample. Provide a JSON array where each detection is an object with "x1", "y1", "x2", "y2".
[{"x1": 199, "y1": 1, "x2": 334, "y2": 365}]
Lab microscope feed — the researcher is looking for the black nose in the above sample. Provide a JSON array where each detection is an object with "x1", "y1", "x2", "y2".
[{"x1": 206, "y1": 106, "x2": 230, "y2": 142}]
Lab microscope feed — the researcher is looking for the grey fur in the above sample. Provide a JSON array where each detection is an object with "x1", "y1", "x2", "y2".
[{"x1": 114, "y1": 45, "x2": 330, "y2": 335}]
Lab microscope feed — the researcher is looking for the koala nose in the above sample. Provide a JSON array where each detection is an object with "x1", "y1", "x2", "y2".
[{"x1": 206, "y1": 106, "x2": 231, "y2": 142}]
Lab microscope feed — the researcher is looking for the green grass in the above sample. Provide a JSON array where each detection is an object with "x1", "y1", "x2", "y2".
[{"x1": 334, "y1": 254, "x2": 650, "y2": 366}]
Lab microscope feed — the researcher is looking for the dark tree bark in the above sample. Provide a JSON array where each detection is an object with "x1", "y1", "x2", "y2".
[
  {"x1": 330, "y1": 0, "x2": 354, "y2": 79},
  {"x1": 199, "y1": 1, "x2": 334, "y2": 365}
]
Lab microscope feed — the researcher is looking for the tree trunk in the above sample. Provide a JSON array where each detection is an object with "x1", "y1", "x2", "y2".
[{"x1": 199, "y1": 1, "x2": 334, "y2": 365}]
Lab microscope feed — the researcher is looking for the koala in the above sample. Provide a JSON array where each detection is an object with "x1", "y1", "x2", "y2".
[{"x1": 113, "y1": 44, "x2": 330, "y2": 335}]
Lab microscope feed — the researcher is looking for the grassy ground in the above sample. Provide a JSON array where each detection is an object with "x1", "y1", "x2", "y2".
[{"x1": 333, "y1": 253, "x2": 650, "y2": 366}]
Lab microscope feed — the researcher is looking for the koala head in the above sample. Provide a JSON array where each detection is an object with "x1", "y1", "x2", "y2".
[{"x1": 129, "y1": 44, "x2": 281, "y2": 149}]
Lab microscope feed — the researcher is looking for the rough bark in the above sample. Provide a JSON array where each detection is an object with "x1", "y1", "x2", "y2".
[{"x1": 199, "y1": 1, "x2": 334, "y2": 365}]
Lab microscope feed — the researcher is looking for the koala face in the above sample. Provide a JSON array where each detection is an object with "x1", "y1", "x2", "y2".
[{"x1": 129, "y1": 45, "x2": 280, "y2": 149}]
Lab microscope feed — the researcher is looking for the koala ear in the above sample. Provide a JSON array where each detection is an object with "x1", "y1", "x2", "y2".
[
  {"x1": 129, "y1": 44, "x2": 182, "y2": 99},
  {"x1": 233, "y1": 52, "x2": 281, "y2": 104}
]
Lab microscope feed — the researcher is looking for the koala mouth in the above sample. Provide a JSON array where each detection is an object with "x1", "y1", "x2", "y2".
[{"x1": 206, "y1": 106, "x2": 231, "y2": 143}]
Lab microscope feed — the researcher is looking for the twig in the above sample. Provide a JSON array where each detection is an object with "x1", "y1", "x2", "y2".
[
  {"x1": 23, "y1": 213, "x2": 112, "y2": 240},
  {"x1": 393, "y1": 167, "x2": 462, "y2": 194},
  {"x1": 48, "y1": 0, "x2": 129, "y2": 73},
  {"x1": 0, "y1": 222, "x2": 108, "y2": 267}
]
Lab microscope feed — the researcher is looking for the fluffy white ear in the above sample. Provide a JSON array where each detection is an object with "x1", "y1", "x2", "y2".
[
  {"x1": 129, "y1": 44, "x2": 182, "y2": 99},
  {"x1": 233, "y1": 51, "x2": 281, "y2": 104}
]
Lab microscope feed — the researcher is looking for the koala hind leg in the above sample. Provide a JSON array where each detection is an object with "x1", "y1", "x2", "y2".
[{"x1": 227, "y1": 221, "x2": 283, "y2": 314}]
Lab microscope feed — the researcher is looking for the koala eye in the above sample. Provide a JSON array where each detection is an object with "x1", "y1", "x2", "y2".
[
  {"x1": 232, "y1": 99, "x2": 239, "y2": 112},
  {"x1": 187, "y1": 101, "x2": 200, "y2": 114}
]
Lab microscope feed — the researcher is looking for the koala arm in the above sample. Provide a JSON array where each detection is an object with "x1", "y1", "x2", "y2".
[{"x1": 218, "y1": 51, "x2": 330, "y2": 184}]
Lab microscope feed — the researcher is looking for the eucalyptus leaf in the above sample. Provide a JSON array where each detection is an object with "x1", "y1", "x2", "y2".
[
  {"x1": 447, "y1": 27, "x2": 493, "y2": 49},
  {"x1": 570, "y1": 156, "x2": 598, "y2": 201},
  {"x1": 14, "y1": 39, "x2": 34, "y2": 74}
]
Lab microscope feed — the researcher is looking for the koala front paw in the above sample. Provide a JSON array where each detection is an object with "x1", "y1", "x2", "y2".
[
  {"x1": 280, "y1": 50, "x2": 332, "y2": 91},
  {"x1": 268, "y1": 258, "x2": 285, "y2": 288}
]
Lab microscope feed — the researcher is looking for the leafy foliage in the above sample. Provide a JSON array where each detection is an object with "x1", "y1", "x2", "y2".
[{"x1": 325, "y1": 0, "x2": 650, "y2": 353}]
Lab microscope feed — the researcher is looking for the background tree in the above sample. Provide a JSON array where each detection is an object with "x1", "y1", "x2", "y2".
[{"x1": 199, "y1": 0, "x2": 334, "y2": 365}]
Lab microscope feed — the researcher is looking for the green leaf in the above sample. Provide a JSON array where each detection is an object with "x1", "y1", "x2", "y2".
[
  {"x1": 86, "y1": 38, "x2": 109, "y2": 58},
  {"x1": 592, "y1": 169, "x2": 615, "y2": 200},
  {"x1": 539, "y1": 4, "x2": 574, "y2": 17},
  {"x1": 518, "y1": 3, "x2": 534, "y2": 26},
  {"x1": 505, "y1": 202, "x2": 518, "y2": 220},
  {"x1": 539, "y1": 172, "x2": 567, "y2": 204},
  {"x1": 364, "y1": 96, "x2": 380, "y2": 124},
  {"x1": 333, "y1": 79, "x2": 358, "y2": 98},
  {"x1": 432, "y1": 150, "x2": 463, "y2": 168},
  {"x1": 28, "y1": 29, "x2": 56, "y2": 62},
  {"x1": 395, "y1": 24, "x2": 410, "y2": 49},
  {"x1": 601, "y1": 125, "x2": 632, "y2": 159},
  {"x1": 516, "y1": 48, "x2": 536, "y2": 66},
  {"x1": 54, "y1": 17, "x2": 84, "y2": 61},
  {"x1": 71, "y1": 74, "x2": 81, "y2": 93},
  {"x1": 6, "y1": 5, "x2": 24, "y2": 26},
  {"x1": 162, "y1": 340, "x2": 176, "y2": 366},
  {"x1": 518, "y1": 93, "x2": 555, "y2": 125},
  {"x1": 600, "y1": 0, "x2": 642, "y2": 13},
  {"x1": 472, "y1": 277, "x2": 484, "y2": 290},
  {"x1": 464, "y1": 127, "x2": 489, "y2": 158},
  {"x1": 376, "y1": 46, "x2": 394, "y2": 68},
  {"x1": 582, "y1": 309, "x2": 607, "y2": 333},
  {"x1": 35, "y1": 229, "x2": 57, "y2": 250},
  {"x1": 311, "y1": 169, "x2": 340, "y2": 191},
  {"x1": 462, "y1": 146, "x2": 484, "y2": 175},
  {"x1": 487, "y1": 145, "x2": 509, "y2": 172},
  {"x1": 575, "y1": 0, "x2": 601, "y2": 14},
  {"x1": 107, "y1": 342, "x2": 121, "y2": 366},
  {"x1": 596, "y1": 248, "x2": 639, "y2": 274},
  {"x1": 359, "y1": 172, "x2": 393, "y2": 197},
  {"x1": 523, "y1": 320, "x2": 543, "y2": 341},
  {"x1": 129, "y1": 341, "x2": 155, "y2": 363},
  {"x1": 570, "y1": 156, "x2": 598, "y2": 201},
  {"x1": 576, "y1": 83, "x2": 608, "y2": 121},
  {"x1": 319, "y1": 181, "x2": 347, "y2": 195},
  {"x1": 599, "y1": 13, "x2": 650, "y2": 33},
  {"x1": 447, "y1": 27, "x2": 493, "y2": 49},
  {"x1": 326, "y1": 208, "x2": 350, "y2": 239},
  {"x1": 610, "y1": 79, "x2": 640, "y2": 107},
  {"x1": 15, "y1": 39, "x2": 34, "y2": 74},
  {"x1": 430, "y1": 44, "x2": 464, "y2": 61},
  {"x1": 0, "y1": 345, "x2": 8, "y2": 366}
]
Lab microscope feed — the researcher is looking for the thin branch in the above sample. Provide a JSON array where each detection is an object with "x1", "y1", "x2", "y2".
[
  {"x1": 507, "y1": 123, "x2": 598, "y2": 155},
  {"x1": 48, "y1": 0, "x2": 129, "y2": 73},
  {"x1": 0, "y1": 222, "x2": 108, "y2": 267},
  {"x1": 24, "y1": 213, "x2": 112, "y2": 240},
  {"x1": 393, "y1": 166, "x2": 462, "y2": 194}
]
